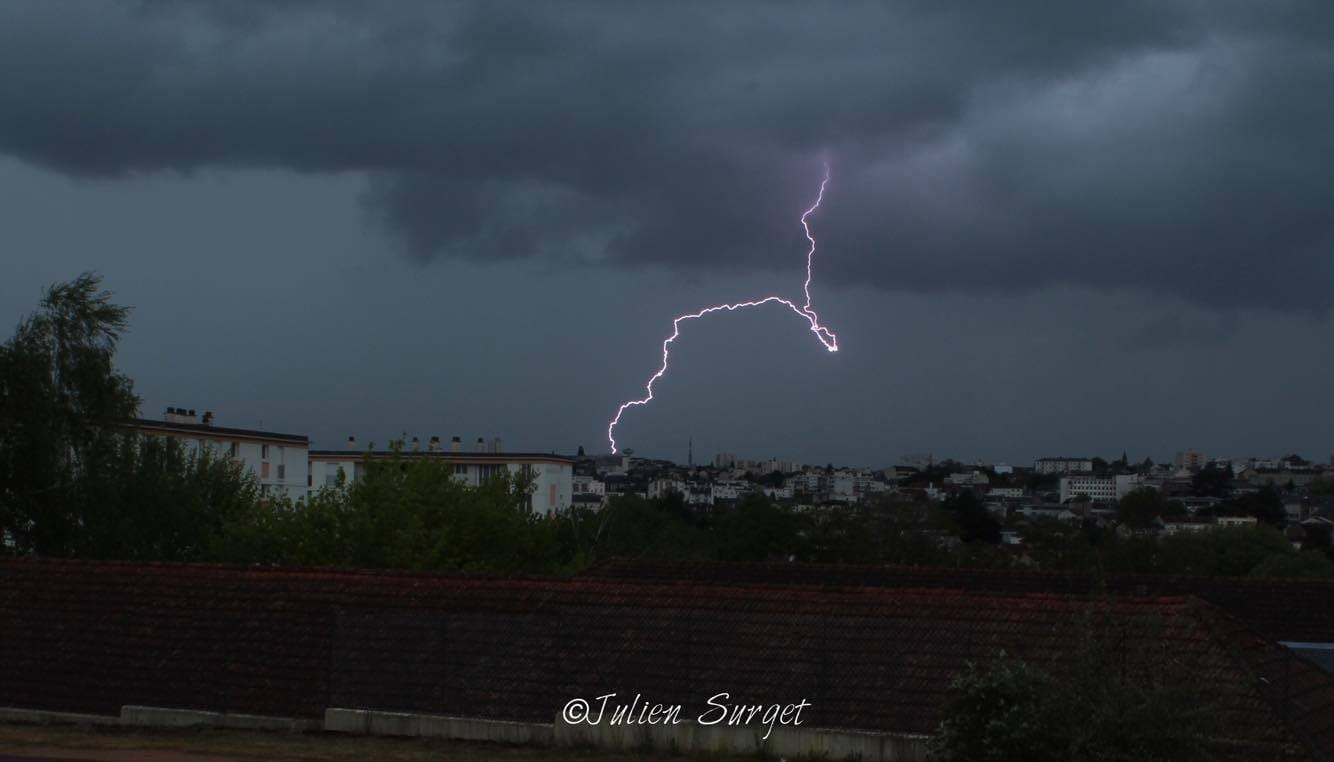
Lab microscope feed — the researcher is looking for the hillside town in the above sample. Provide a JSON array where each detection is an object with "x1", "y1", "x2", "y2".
[
  {"x1": 126, "y1": 406, "x2": 1334, "y2": 557},
  {"x1": 571, "y1": 448, "x2": 1334, "y2": 552}
]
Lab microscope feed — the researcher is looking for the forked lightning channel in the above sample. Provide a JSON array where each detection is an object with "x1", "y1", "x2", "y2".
[{"x1": 606, "y1": 164, "x2": 839, "y2": 453}]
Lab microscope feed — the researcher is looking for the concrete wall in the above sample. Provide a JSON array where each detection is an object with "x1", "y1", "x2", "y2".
[
  {"x1": 1, "y1": 704, "x2": 928, "y2": 760},
  {"x1": 325, "y1": 708, "x2": 927, "y2": 761},
  {"x1": 552, "y1": 716, "x2": 928, "y2": 761}
]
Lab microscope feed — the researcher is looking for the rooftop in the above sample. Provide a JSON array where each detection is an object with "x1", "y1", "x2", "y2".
[
  {"x1": 126, "y1": 417, "x2": 308, "y2": 445},
  {"x1": 581, "y1": 559, "x2": 1334, "y2": 644},
  {"x1": 308, "y1": 450, "x2": 573, "y2": 463},
  {"x1": 2, "y1": 557, "x2": 1330, "y2": 759}
]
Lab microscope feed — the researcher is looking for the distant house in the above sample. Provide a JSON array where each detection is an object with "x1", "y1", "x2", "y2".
[
  {"x1": 946, "y1": 471, "x2": 989, "y2": 487},
  {"x1": 573, "y1": 475, "x2": 605, "y2": 497},
  {"x1": 570, "y1": 493, "x2": 606, "y2": 512},
  {"x1": 1161, "y1": 518, "x2": 1216, "y2": 535}
]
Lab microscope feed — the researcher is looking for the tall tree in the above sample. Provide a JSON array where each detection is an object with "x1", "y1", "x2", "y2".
[
  {"x1": 0, "y1": 274, "x2": 139, "y2": 554},
  {"x1": 1117, "y1": 487, "x2": 1167, "y2": 529},
  {"x1": 945, "y1": 491, "x2": 1001, "y2": 544}
]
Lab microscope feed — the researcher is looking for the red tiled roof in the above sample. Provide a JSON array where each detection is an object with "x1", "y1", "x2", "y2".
[
  {"x1": 0, "y1": 558, "x2": 1325, "y2": 759},
  {"x1": 582, "y1": 559, "x2": 1334, "y2": 643}
]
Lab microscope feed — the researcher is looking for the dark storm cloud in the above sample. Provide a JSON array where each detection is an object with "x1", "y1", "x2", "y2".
[{"x1": 1, "y1": 1, "x2": 1330, "y2": 310}]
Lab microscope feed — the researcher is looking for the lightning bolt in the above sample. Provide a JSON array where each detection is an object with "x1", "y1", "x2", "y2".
[{"x1": 607, "y1": 164, "x2": 838, "y2": 454}]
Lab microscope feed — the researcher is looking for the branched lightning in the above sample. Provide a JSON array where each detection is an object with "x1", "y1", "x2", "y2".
[{"x1": 607, "y1": 164, "x2": 838, "y2": 454}]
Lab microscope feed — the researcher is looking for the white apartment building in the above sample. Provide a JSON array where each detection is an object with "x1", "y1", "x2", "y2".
[
  {"x1": 1036, "y1": 457, "x2": 1094, "y2": 475},
  {"x1": 648, "y1": 478, "x2": 687, "y2": 500},
  {"x1": 831, "y1": 473, "x2": 856, "y2": 497},
  {"x1": 787, "y1": 472, "x2": 824, "y2": 494},
  {"x1": 309, "y1": 446, "x2": 573, "y2": 514},
  {"x1": 128, "y1": 408, "x2": 309, "y2": 501},
  {"x1": 1059, "y1": 474, "x2": 1149, "y2": 504},
  {"x1": 1059, "y1": 476, "x2": 1115, "y2": 503},
  {"x1": 712, "y1": 482, "x2": 744, "y2": 502}
]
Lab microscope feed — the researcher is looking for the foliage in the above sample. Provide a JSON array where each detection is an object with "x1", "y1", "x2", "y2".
[
  {"x1": 75, "y1": 433, "x2": 263, "y2": 561},
  {"x1": 562, "y1": 494, "x2": 716, "y2": 563},
  {"x1": 1116, "y1": 487, "x2": 1167, "y2": 529},
  {"x1": 930, "y1": 609, "x2": 1241, "y2": 762},
  {"x1": 1191, "y1": 463, "x2": 1232, "y2": 498},
  {"x1": 945, "y1": 491, "x2": 1001, "y2": 544},
  {"x1": 929, "y1": 653, "x2": 1062, "y2": 762},
  {"x1": 0, "y1": 274, "x2": 140, "y2": 554},
  {"x1": 1302, "y1": 521, "x2": 1333, "y2": 551},
  {"x1": 1250, "y1": 550, "x2": 1334, "y2": 579},
  {"x1": 1153, "y1": 525, "x2": 1293, "y2": 576},
  {"x1": 215, "y1": 445, "x2": 557, "y2": 573},
  {"x1": 715, "y1": 494, "x2": 800, "y2": 561},
  {"x1": 1216, "y1": 486, "x2": 1285, "y2": 527}
]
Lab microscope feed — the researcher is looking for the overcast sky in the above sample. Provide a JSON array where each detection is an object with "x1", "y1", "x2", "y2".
[{"x1": 2, "y1": 1, "x2": 1332, "y2": 467}]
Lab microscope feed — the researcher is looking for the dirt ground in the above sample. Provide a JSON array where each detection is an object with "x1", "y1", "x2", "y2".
[{"x1": 0, "y1": 723, "x2": 743, "y2": 762}]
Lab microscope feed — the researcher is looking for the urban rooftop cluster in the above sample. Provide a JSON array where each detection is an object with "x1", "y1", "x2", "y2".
[
  {"x1": 571, "y1": 448, "x2": 1334, "y2": 551},
  {"x1": 132, "y1": 406, "x2": 1334, "y2": 553}
]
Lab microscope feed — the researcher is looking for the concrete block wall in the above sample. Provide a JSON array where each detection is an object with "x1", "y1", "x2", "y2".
[{"x1": 1, "y1": 704, "x2": 928, "y2": 760}]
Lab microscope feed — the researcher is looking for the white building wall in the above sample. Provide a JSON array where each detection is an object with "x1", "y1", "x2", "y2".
[
  {"x1": 528, "y1": 461, "x2": 572, "y2": 514},
  {"x1": 1037, "y1": 458, "x2": 1094, "y2": 475},
  {"x1": 308, "y1": 456, "x2": 572, "y2": 514},
  {"x1": 153, "y1": 433, "x2": 309, "y2": 502},
  {"x1": 1059, "y1": 476, "x2": 1117, "y2": 503}
]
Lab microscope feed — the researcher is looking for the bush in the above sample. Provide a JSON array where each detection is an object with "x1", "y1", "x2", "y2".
[{"x1": 930, "y1": 608, "x2": 1241, "y2": 762}]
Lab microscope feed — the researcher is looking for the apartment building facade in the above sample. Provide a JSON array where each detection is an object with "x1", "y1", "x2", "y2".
[{"x1": 128, "y1": 408, "x2": 309, "y2": 500}]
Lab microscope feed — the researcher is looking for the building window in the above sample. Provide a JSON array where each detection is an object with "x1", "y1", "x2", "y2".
[
  {"x1": 454, "y1": 464, "x2": 468, "y2": 476},
  {"x1": 549, "y1": 484, "x2": 557, "y2": 507},
  {"x1": 261, "y1": 462, "x2": 271, "y2": 480},
  {"x1": 229, "y1": 442, "x2": 239, "y2": 458},
  {"x1": 326, "y1": 466, "x2": 342, "y2": 487},
  {"x1": 277, "y1": 464, "x2": 286, "y2": 481},
  {"x1": 261, "y1": 444, "x2": 270, "y2": 459}
]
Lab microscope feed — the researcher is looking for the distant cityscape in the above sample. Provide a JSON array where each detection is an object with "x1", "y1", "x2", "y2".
[{"x1": 135, "y1": 405, "x2": 1334, "y2": 552}]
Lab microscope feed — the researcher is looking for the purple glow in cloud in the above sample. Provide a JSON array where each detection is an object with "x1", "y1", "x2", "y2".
[{"x1": 607, "y1": 164, "x2": 838, "y2": 453}]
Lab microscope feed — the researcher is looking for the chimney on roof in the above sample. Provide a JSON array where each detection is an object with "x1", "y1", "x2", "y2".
[
  {"x1": 201, "y1": 411, "x2": 214, "y2": 426},
  {"x1": 164, "y1": 406, "x2": 198, "y2": 424},
  {"x1": 411, "y1": 436, "x2": 421, "y2": 452},
  {"x1": 475, "y1": 437, "x2": 486, "y2": 452},
  {"x1": 490, "y1": 437, "x2": 503, "y2": 453},
  {"x1": 346, "y1": 435, "x2": 357, "y2": 450},
  {"x1": 428, "y1": 436, "x2": 442, "y2": 452},
  {"x1": 450, "y1": 436, "x2": 461, "y2": 453}
]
